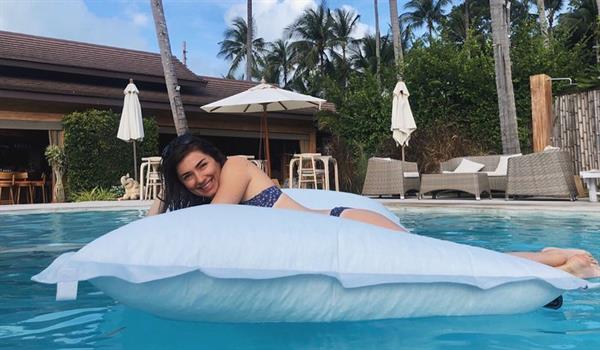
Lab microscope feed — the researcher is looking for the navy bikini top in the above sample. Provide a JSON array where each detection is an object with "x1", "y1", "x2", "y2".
[{"x1": 240, "y1": 186, "x2": 283, "y2": 208}]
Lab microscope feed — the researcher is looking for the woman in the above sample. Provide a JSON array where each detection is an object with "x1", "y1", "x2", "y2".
[{"x1": 149, "y1": 134, "x2": 600, "y2": 279}]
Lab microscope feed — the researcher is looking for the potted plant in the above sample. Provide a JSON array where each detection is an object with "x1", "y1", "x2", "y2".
[{"x1": 45, "y1": 145, "x2": 66, "y2": 203}]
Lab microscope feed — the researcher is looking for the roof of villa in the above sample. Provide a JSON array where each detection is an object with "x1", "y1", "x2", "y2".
[
  {"x1": 0, "y1": 30, "x2": 333, "y2": 113},
  {"x1": 0, "y1": 30, "x2": 202, "y2": 84}
]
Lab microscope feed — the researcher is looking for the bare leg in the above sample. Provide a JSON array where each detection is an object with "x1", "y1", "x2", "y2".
[
  {"x1": 542, "y1": 247, "x2": 596, "y2": 262},
  {"x1": 508, "y1": 250, "x2": 568, "y2": 267},
  {"x1": 339, "y1": 209, "x2": 407, "y2": 232},
  {"x1": 509, "y1": 250, "x2": 600, "y2": 278},
  {"x1": 556, "y1": 254, "x2": 600, "y2": 279}
]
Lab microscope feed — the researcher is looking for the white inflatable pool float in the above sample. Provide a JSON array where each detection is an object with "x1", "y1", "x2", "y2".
[{"x1": 33, "y1": 190, "x2": 598, "y2": 322}]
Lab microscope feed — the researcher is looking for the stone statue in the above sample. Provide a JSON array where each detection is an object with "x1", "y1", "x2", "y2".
[{"x1": 120, "y1": 173, "x2": 140, "y2": 200}]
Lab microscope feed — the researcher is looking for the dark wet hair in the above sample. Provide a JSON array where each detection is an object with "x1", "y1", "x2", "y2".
[{"x1": 159, "y1": 134, "x2": 226, "y2": 211}]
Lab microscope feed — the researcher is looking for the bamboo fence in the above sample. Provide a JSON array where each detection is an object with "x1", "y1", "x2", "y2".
[{"x1": 552, "y1": 90, "x2": 600, "y2": 174}]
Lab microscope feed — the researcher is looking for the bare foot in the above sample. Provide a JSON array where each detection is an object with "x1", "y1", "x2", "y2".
[
  {"x1": 557, "y1": 254, "x2": 600, "y2": 279},
  {"x1": 542, "y1": 247, "x2": 597, "y2": 263}
]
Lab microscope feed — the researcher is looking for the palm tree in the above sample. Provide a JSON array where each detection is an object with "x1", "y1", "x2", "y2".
[
  {"x1": 401, "y1": 0, "x2": 450, "y2": 43},
  {"x1": 264, "y1": 39, "x2": 295, "y2": 88},
  {"x1": 535, "y1": 0, "x2": 550, "y2": 45},
  {"x1": 331, "y1": 8, "x2": 359, "y2": 64},
  {"x1": 489, "y1": 0, "x2": 520, "y2": 154},
  {"x1": 545, "y1": 0, "x2": 566, "y2": 29},
  {"x1": 286, "y1": 2, "x2": 334, "y2": 74},
  {"x1": 374, "y1": 0, "x2": 382, "y2": 84},
  {"x1": 330, "y1": 7, "x2": 359, "y2": 84},
  {"x1": 150, "y1": 0, "x2": 188, "y2": 135},
  {"x1": 389, "y1": 0, "x2": 404, "y2": 73},
  {"x1": 350, "y1": 34, "x2": 394, "y2": 74},
  {"x1": 559, "y1": 0, "x2": 599, "y2": 63},
  {"x1": 246, "y1": 0, "x2": 253, "y2": 81},
  {"x1": 218, "y1": 17, "x2": 265, "y2": 79}
]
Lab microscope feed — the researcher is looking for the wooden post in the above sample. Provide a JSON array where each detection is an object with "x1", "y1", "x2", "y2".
[{"x1": 530, "y1": 74, "x2": 553, "y2": 152}]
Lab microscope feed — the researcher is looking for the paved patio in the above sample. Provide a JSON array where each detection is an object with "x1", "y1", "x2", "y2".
[{"x1": 0, "y1": 197, "x2": 598, "y2": 214}]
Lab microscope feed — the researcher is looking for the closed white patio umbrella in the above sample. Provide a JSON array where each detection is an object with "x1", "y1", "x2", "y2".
[
  {"x1": 391, "y1": 81, "x2": 417, "y2": 163},
  {"x1": 117, "y1": 79, "x2": 145, "y2": 181},
  {"x1": 201, "y1": 81, "x2": 326, "y2": 176}
]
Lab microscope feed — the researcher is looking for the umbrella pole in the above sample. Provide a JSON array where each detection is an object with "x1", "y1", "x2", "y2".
[
  {"x1": 401, "y1": 144, "x2": 405, "y2": 163},
  {"x1": 262, "y1": 106, "x2": 271, "y2": 177},
  {"x1": 133, "y1": 141, "x2": 138, "y2": 182}
]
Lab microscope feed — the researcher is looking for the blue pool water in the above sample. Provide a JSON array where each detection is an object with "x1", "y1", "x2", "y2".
[{"x1": 1, "y1": 208, "x2": 599, "y2": 349}]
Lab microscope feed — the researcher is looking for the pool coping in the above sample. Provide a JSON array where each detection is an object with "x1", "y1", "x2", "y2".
[{"x1": 0, "y1": 197, "x2": 598, "y2": 214}]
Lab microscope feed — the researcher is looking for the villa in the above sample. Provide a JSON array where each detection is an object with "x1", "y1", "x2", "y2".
[{"x1": 0, "y1": 30, "x2": 324, "y2": 180}]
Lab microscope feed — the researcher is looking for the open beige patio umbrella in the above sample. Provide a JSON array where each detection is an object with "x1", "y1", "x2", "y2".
[
  {"x1": 117, "y1": 79, "x2": 145, "y2": 181},
  {"x1": 201, "y1": 81, "x2": 326, "y2": 176},
  {"x1": 391, "y1": 81, "x2": 417, "y2": 163}
]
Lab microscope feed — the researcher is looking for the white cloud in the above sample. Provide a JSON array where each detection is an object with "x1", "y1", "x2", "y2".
[
  {"x1": 0, "y1": 0, "x2": 151, "y2": 51},
  {"x1": 224, "y1": 0, "x2": 316, "y2": 43},
  {"x1": 131, "y1": 13, "x2": 150, "y2": 27},
  {"x1": 339, "y1": 4, "x2": 372, "y2": 39}
]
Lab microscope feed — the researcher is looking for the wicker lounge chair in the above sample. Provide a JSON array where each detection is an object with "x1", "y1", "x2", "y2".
[
  {"x1": 361, "y1": 157, "x2": 420, "y2": 199},
  {"x1": 440, "y1": 155, "x2": 507, "y2": 192},
  {"x1": 506, "y1": 151, "x2": 577, "y2": 200}
]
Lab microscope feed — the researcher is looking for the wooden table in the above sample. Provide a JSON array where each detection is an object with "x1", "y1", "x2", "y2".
[
  {"x1": 580, "y1": 170, "x2": 600, "y2": 202},
  {"x1": 288, "y1": 153, "x2": 339, "y2": 191}
]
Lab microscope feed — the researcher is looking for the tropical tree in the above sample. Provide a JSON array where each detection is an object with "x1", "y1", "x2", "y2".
[
  {"x1": 489, "y1": 0, "x2": 520, "y2": 154},
  {"x1": 218, "y1": 17, "x2": 265, "y2": 79},
  {"x1": 401, "y1": 0, "x2": 451, "y2": 43},
  {"x1": 264, "y1": 39, "x2": 295, "y2": 87},
  {"x1": 389, "y1": 0, "x2": 405, "y2": 74},
  {"x1": 285, "y1": 2, "x2": 334, "y2": 75},
  {"x1": 374, "y1": 0, "x2": 382, "y2": 85},
  {"x1": 350, "y1": 34, "x2": 395, "y2": 73},
  {"x1": 558, "y1": 0, "x2": 598, "y2": 56},
  {"x1": 535, "y1": 0, "x2": 550, "y2": 45},
  {"x1": 546, "y1": 0, "x2": 566, "y2": 29},
  {"x1": 330, "y1": 7, "x2": 360, "y2": 85},
  {"x1": 331, "y1": 7, "x2": 359, "y2": 64},
  {"x1": 150, "y1": 0, "x2": 188, "y2": 135},
  {"x1": 246, "y1": 0, "x2": 253, "y2": 81}
]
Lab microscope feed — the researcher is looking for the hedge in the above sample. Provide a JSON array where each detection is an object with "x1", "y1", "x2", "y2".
[{"x1": 63, "y1": 109, "x2": 159, "y2": 194}]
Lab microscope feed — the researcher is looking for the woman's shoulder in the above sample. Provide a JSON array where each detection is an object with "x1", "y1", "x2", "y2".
[{"x1": 223, "y1": 156, "x2": 252, "y2": 169}]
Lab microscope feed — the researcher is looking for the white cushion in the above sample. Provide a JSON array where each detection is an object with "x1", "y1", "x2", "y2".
[
  {"x1": 403, "y1": 172, "x2": 419, "y2": 178},
  {"x1": 453, "y1": 159, "x2": 485, "y2": 173},
  {"x1": 32, "y1": 190, "x2": 596, "y2": 322},
  {"x1": 486, "y1": 154, "x2": 522, "y2": 177},
  {"x1": 544, "y1": 146, "x2": 560, "y2": 152}
]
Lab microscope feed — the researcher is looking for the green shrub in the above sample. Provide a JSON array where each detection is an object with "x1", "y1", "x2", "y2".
[
  {"x1": 70, "y1": 186, "x2": 120, "y2": 202},
  {"x1": 63, "y1": 109, "x2": 159, "y2": 195}
]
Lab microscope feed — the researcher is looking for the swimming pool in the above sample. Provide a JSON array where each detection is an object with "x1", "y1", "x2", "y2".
[{"x1": 1, "y1": 208, "x2": 599, "y2": 349}]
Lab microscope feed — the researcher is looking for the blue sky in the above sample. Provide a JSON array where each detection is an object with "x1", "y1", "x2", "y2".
[{"x1": 0, "y1": 0, "x2": 408, "y2": 78}]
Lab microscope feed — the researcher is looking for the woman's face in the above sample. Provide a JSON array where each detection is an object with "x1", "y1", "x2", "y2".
[{"x1": 176, "y1": 150, "x2": 221, "y2": 198}]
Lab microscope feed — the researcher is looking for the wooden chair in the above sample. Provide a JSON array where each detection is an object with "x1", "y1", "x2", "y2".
[
  {"x1": 29, "y1": 173, "x2": 47, "y2": 203},
  {"x1": 13, "y1": 172, "x2": 33, "y2": 204},
  {"x1": 0, "y1": 172, "x2": 15, "y2": 205}
]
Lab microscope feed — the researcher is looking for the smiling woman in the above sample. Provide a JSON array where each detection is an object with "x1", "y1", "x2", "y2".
[{"x1": 148, "y1": 134, "x2": 403, "y2": 232}]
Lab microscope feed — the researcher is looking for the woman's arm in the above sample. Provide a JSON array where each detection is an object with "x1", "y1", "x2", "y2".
[
  {"x1": 147, "y1": 198, "x2": 166, "y2": 216},
  {"x1": 211, "y1": 157, "x2": 252, "y2": 204}
]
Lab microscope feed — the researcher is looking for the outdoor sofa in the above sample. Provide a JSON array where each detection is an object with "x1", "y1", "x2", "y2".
[
  {"x1": 440, "y1": 155, "x2": 510, "y2": 192},
  {"x1": 505, "y1": 150, "x2": 577, "y2": 200},
  {"x1": 361, "y1": 157, "x2": 420, "y2": 199}
]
